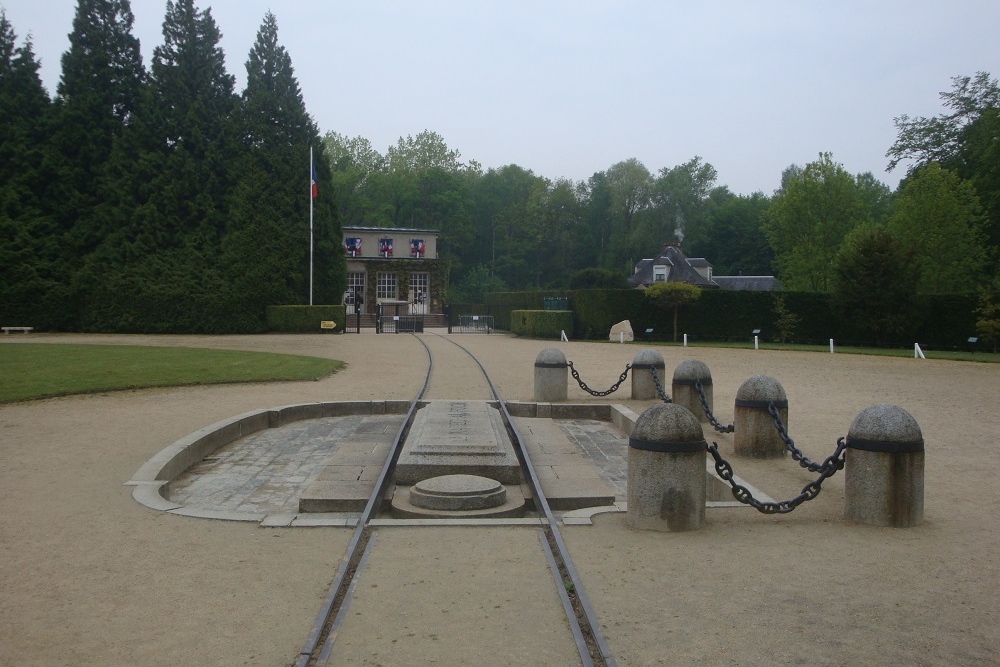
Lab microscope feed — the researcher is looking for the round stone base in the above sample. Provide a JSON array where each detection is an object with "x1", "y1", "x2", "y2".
[
  {"x1": 411, "y1": 474, "x2": 507, "y2": 511},
  {"x1": 390, "y1": 474, "x2": 528, "y2": 519}
]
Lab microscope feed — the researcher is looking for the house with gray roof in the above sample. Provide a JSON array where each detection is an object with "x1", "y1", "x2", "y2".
[{"x1": 627, "y1": 242, "x2": 781, "y2": 291}]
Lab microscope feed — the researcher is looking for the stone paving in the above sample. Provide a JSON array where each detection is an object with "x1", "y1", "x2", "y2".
[
  {"x1": 169, "y1": 414, "x2": 405, "y2": 515},
  {"x1": 555, "y1": 419, "x2": 629, "y2": 499},
  {"x1": 167, "y1": 413, "x2": 629, "y2": 515}
]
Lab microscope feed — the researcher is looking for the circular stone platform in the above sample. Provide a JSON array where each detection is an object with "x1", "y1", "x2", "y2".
[
  {"x1": 410, "y1": 474, "x2": 508, "y2": 511},
  {"x1": 391, "y1": 474, "x2": 528, "y2": 519}
]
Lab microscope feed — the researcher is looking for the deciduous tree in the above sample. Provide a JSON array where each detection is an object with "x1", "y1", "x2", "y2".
[
  {"x1": 763, "y1": 153, "x2": 885, "y2": 291},
  {"x1": 887, "y1": 163, "x2": 987, "y2": 293},
  {"x1": 644, "y1": 282, "x2": 702, "y2": 342}
]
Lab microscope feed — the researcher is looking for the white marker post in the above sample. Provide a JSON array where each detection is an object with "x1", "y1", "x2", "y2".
[
  {"x1": 683, "y1": 334, "x2": 688, "y2": 347},
  {"x1": 830, "y1": 339, "x2": 835, "y2": 354},
  {"x1": 914, "y1": 343, "x2": 926, "y2": 359}
]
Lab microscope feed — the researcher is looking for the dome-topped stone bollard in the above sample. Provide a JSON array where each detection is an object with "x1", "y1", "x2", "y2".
[
  {"x1": 672, "y1": 359, "x2": 713, "y2": 423},
  {"x1": 845, "y1": 404, "x2": 924, "y2": 528},
  {"x1": 534, "y1": 347, "x2": 568, "y2": 402},
  {"x1": 631, "y1": 348, "x2": 666, "y2": 400},
  {"x1": 733, "y1": 375, "x2": 787, "y2": 458},
  {"x1": 627, "y1": 403, "x2": 706, "y2": 532}
]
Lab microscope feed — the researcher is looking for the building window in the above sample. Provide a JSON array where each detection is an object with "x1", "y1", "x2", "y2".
[
  {"x1": 653, "y1": 265, "x2": 669, "y2": 282},
  {"x1": 377, "y1": 272, "x2": 397, "y2": 300},
  {"x1": 345, "y1": 272, "x2": 365, "y2": 304},
  {"x1": 409, "y1": 272, "x2": 429, "y2": 304}
]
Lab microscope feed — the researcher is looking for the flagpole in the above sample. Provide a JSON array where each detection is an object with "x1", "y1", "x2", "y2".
[{"x1": 309, "y1": 146, "x2": 314, "y2": 306}]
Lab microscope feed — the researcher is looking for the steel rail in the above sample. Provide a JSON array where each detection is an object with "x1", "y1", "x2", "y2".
[
  {"x1": 434, "y1": 333, "x2": 617, "y2": 667},
  {"x1": 294, "y1": 335, "x2": 433, "y2": 667},
  {"x1": 296, "y1": 333, "x2": 617, "y2": 666}
]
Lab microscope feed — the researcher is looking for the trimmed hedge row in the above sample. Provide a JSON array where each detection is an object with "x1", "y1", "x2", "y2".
[
  {"x1": 510, "y1": 310, "x2": 573, "y2": 339},
  {"x1": 484, "y1": 289, "x2": 979, "y2": 348},
  {"x1": 265, "y1": 305, "x2": 345, "y2": 333}
]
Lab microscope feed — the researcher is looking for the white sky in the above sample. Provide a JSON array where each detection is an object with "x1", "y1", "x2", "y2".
[{"x1": 3, "y1": 0, "x2": 998, "y2": 195}]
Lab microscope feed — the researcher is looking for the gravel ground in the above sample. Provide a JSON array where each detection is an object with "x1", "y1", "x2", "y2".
[{"x1": 1, "y1": 332, "x2": 997, "y2": 666}]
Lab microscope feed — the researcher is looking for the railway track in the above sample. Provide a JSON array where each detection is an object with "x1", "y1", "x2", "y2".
[{"x1": 293, "y1": 332, "x2": 617, "y2": 667}]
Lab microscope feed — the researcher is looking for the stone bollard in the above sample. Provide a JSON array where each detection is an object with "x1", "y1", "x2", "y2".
[
  {"x1": 845, "y1": 404, "x2": 924, "y2": 528},
  {"x1": 627, "y1": 403, "x2": 706, "y2": 531},
  {"x1": 533, "y1": 347, "x2": 568, "y2": 402},
  {"x1": 672, "y1": 359, "x2": 713, "y2": 423},
  {"x1": 631, "y1": 348, "x2": 666, "y2": 400},
  {"x1": 733, "y1": 375, "x2": 787, "y2": 458}
]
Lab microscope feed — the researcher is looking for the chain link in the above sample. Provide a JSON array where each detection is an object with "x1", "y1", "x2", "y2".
[
  {"x1": 567, "y1": 361, "x2": 631, "y2": 397},
  {"x1": 766, "y1": 402, "x2": 840, "y2": 474},
  {"x1": 648, "y1": 365, "x2": 673, "y2": 403},
  {"x1": 707, "y1": 437, "x2": 847, "y2": 514},
  {"x1": 693, "y1": 379, "x2": 734, "y2": 433}
]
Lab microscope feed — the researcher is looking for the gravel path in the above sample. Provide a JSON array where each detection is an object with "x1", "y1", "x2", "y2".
[{"x1": 1, "y1": 332, "x2": 997, "y2": 666}]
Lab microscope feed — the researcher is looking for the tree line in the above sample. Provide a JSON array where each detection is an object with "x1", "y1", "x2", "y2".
[
  {"x1": 1, "y1": 0, "x2": 997, "y2": 336},
  {"x1": 326, "y1": 72, "x2": 999, "y2": 306}
]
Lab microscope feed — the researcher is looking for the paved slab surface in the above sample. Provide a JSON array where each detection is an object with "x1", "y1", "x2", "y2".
[{"x1": 168, "y1": 411, "x2": 626, "y2": 519}]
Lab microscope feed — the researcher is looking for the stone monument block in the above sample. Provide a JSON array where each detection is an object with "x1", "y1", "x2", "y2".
[
  {"x1": 845, "y1": 404, "x2": 924, "y2": 527},
  {"x1": 627, "y1": 402, "x2": 706, "y2": 532},
  {"x1": 609, "y1": 320, "x2": 634, "y2": 342},
  {"x1": 631, "y1": 348, "x2": 666, "y2": 400},
  {"x1": 395, "y1": 401, "x2": 522, "y2": 484},
  {"x1": 672, "y1": 359, "x2": 713, "y2": 423},
  {"x1": 733, "y1": 374, "x2": 787, "y2": 458},
  {"x1": 534, "y1": 347, "x2": 568, "y2": 402}
]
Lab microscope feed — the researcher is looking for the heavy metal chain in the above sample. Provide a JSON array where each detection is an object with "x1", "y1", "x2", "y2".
[
  {"x1": 766, "y1": 402, "x2": 841, "y2": 474},
  {"x1": 648, "y1": 365, "x2": 673, "y2": 403},
  {"x1": 706, "y1": 438, "x2": 847, "y2": 514},
  {"x1": 694, "y1": 379, "x2": 734, "y2": 433},
  {"x1": 567, "y1": 361, "x2": 631, "y2": 397}
]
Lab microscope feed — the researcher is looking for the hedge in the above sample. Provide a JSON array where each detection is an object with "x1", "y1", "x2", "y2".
[
  {"x1": 483, "y1": 289, "x2": 979, "y2": 349},
  {"x1": 510, "y1": 310, "x2": 573, "y2": 339},
  {"x1": 266, "y1": 305, "x2": 345, "y2": 333}
]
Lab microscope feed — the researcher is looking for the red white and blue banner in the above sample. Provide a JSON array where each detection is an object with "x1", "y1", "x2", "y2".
[
  {"x1": 379, "y1": 237, "x2": 393, "y2": 257},
  {"x1": 344, "y1": 237, "x2": 361, "y2": 257},
  {"x1": 410, "y1": 238, "x2": 426, "y2": 258}
]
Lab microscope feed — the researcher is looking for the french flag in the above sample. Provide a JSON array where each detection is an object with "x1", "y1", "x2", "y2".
[{"x1": 311, "y1": 160, "x2": 318, "y2": 199}]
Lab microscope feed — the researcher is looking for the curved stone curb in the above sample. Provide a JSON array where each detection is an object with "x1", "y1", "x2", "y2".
[
  {"x1": 127, "y1": 399, "x2": 775, "y2": 526},
  {"x1": 126, "y1": 401, "x2": 410, "y2": 521},
  {"x1": 130, "y1": 481, "x2": 181, "y2": 512}
]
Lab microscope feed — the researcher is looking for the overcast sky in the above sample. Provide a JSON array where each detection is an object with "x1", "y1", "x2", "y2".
[{"x1": 3, "y1": 1, "x2": 998, "y2": 195}]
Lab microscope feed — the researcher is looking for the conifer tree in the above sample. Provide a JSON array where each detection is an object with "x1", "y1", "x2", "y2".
[
  {"x1": 51, "y1": 0, "x2": 144, "y2": 250},
  {"x1": 82, "y1": 0, "x2": 242, "y2": 332},
  {"x1": 224, "y1": 11, "x2": 344, "y2": 323},
  {"x1": 0, "y1": 12, "x2": 56, "y2": 325}
]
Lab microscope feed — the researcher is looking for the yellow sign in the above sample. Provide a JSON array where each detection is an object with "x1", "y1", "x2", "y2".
[{"x1": 320, "y1": 321, "x2": 336, "y2": 329}]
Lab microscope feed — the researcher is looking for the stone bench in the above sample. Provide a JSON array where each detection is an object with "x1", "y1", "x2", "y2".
[{"x1": 2, "y1": 326, "x2": 33, "y2": 334}]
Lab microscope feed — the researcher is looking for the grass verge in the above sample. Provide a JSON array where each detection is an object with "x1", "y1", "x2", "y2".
[
  {"x1": 1, "y1": 344, "x2": 344, "y2": 403},
  {"x1": 623, "y1": 339, "x2": 1000, "y2": 362}
]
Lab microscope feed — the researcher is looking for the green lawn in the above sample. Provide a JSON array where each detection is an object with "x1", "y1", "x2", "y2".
[
  {"x1": 0, "y1": 344, "x2": 344, "y2": 403},
  {"x1": 627, "y1": 339, "x2": 1000, "y2": 362}
]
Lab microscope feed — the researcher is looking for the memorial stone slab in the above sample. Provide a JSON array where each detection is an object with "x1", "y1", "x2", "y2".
[{"x1": 395, "y1": 401, "x2": 522, "y2": 484}]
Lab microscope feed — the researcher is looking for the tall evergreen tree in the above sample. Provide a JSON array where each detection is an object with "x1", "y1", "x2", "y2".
[
  {"x1": 224, "y1": 11, "x2": 345, "y2": 322},
  {"x1": 0, "y1": 12, "x2": 55, "y2": 325},
  {"x1": 81, "y1": 0, "x2": 241, "y2": 332},
  {"x1": 50, "y1": 0, "x2": 144, "y2": 246}
]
